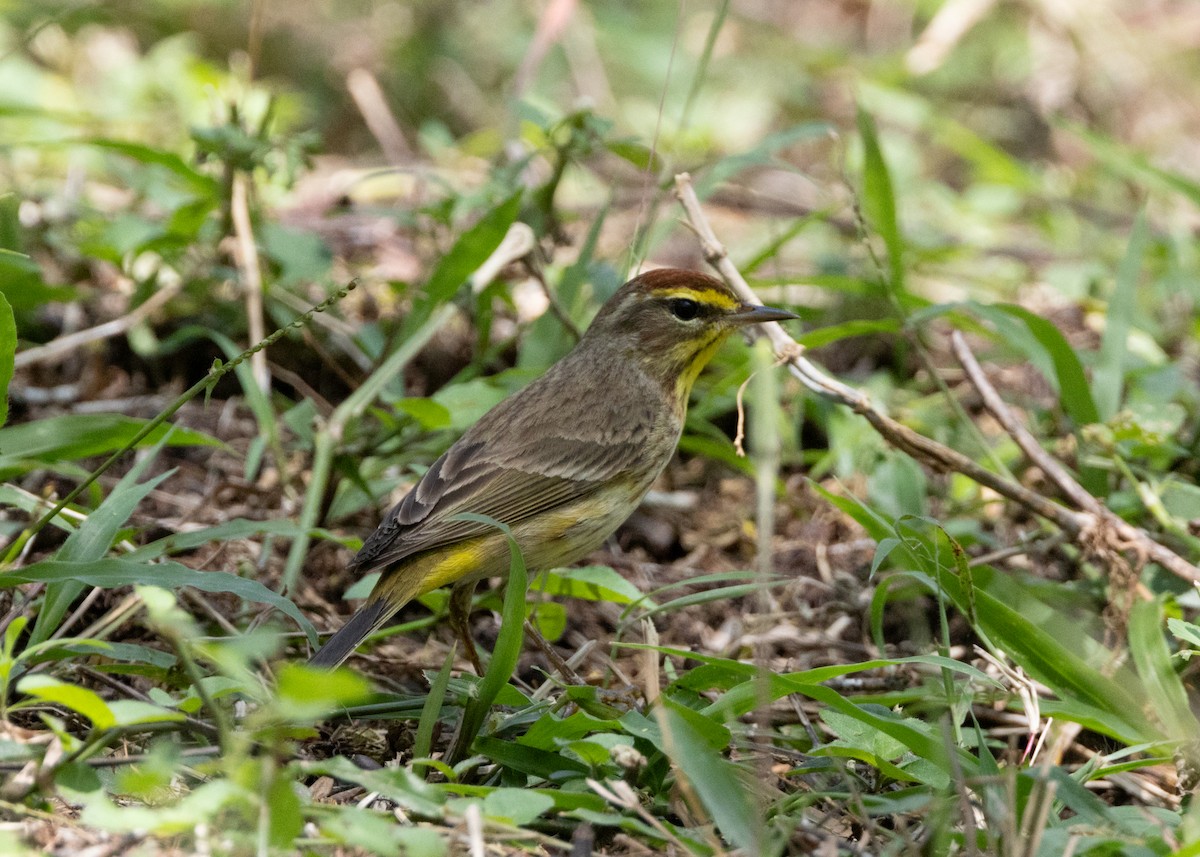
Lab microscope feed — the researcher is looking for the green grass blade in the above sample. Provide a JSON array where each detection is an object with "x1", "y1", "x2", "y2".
[
  {"x1": 0, "y1": 290, "x2": 13, "y2": 429},
  {"x1": 128, "y1": 518, "x2": 339, "y2": 561},
  {"x1": 786, "y1": 681, "x2": 965, "y2": 785},
  {"x1": 0, "y1": 414, "x2": 219, "y2": 477},
  {"x1": 416, "y1": 193, "x2": 523, "y2": 316},
  {"x1": 412, "y1": 643, "x2": 457, "y2": 769},
  {"x1": 1129, "y1": 599, "x2": 1200, "y2": 749},
  {"x1": 85, "y1": 138, "x2": 221, "y2": 196},
  {"x1": 797, "y1": 318, "x2": 902, "y2": 349},
  {"x1": 913, "y1": 567, "x2": 1152, "y2": 742},
  {"x1": 986, "y1": 303, "x2": 1101, "y2": 427},
  {"x1": 446, "y1": 513, "x2": 528, "y2": 764},
  {"x1": 1067, "y1": 123, "x2": 1200, "y2": 207},
  {"x1": 6, "y1": 558, "x2": 313, "y2": 637},
  {"x1": 661, "y1": 696, "x2": 772, "y2": 855},
  {"x1": 694, "y1": 124, "x2": 832, "y2": 199},
  {"x1": 856, "y1": 106, "x2": 905, "y2": 296},
  {"x1": 1093, "y1": 210, "x2": 1149, "y2": 421},
  {"x1": 29, "y1": 455, "x2": 175, "y2": 647},
  {"x1": 680, "y1": 0, "x2": 729, "y2": 128}
]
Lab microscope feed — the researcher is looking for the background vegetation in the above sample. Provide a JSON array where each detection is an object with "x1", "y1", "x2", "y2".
[{"x1": 3, "y1": 0, "x2": 1200, "y2": 854}]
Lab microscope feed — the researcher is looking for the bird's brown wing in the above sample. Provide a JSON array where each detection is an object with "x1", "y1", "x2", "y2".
[{"x1": 348, "y1": 431, "x2": 648, "y2": 574}]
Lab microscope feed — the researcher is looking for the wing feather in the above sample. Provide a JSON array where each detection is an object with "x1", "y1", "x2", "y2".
[
  {"x1": 349, "y1": 349, "x2": 673, "y2": 575},
  {"x1": 349, "y1": 433, "x2": 648, "y2": 574}
]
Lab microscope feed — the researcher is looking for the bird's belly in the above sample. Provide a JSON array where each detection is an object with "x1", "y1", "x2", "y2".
[
  {"x1": 516, "y1": 491, "x2": 636, "y2": 570},
  {"x1": 407, "y1": 484, "x2": 643, "y2": 599}
]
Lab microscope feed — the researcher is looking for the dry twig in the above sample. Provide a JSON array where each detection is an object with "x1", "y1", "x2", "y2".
[
  {"x1": 346, "y1": 68, "x2": 413, "y2": 164},
  {"x1": 949, "y1": 330, "x2": 1194, "y2": 583},
  {"x1": 230, "y1": 172, "x2": 270, "y2": 393},
  {"x1": 14, "y1": 280, "x2": 182, "y2": 370}
]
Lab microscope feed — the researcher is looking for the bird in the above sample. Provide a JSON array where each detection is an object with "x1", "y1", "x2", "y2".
[{"x1": 308, "y1": 267, "x2": 797, "y2": 669}]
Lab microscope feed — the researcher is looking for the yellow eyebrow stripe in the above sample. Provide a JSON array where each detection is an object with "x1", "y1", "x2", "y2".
[{"x1": 656, "y1": 287, "x2": 739, "y2": 311}]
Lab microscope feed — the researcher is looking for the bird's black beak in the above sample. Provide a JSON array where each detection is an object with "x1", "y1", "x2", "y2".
[{"x1": 728, "y1": 303, "x2": 799, "y2": 325}]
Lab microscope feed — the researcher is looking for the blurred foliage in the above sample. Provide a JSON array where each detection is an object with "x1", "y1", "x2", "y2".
[{"x1": 3, "y1": 1, "x2": 1200, "y2": 855}]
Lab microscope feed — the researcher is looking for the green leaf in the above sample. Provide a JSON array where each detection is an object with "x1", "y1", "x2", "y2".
[
  {"x1": 856, "y1": 107, "x2": 904, "y2": 294},
  {"x1": 301, "y1": 757, "x2": 445, "y2": 817},
  {"x1": 431, "y1": 375, "x2": 513, "y2": 430},
  {"x1": 907, "y1": 566, "x2": 1152, "y2": 742},
  {"x1": 529, "y1": 600, "x2": 566, "y2": 641},
  {"x1": 128, "y1": 518, "x2": 337, "y2": 561},
  {"x1": 394, "y1": 397, "x2": 453, "y2": 430},
  {"x1": 59, "y1": 473, "x2": 171, "y2": 565},
  {"x1": 2, "y1": 614, "x2": 28, "y2": 665},
  {"x1": 520, "y1": 709, "x2": 621, "y2": 751},
  {"x1": 810, "y1": 481, "x2": 903, "y2": 543},
  {"x1": 986, "y1": 303, "x2": 1101, "y2": 427},
  {"x1": 856, "y1": 81, "x2": 1038, "y2": 190},
  {"x1": 265, "y1": 773, "x2": 304, "y2": 848},
  {"x1": 789, "y1": 682, "x2": 958, "y2": 786},
  {"x1": 568, "y1": 808, "x2": 673, "y2": 845},
  {"x1": 813, "y1": 744, "x2": 916, "y2": 785},
  {"x1": 0, "y1": 251, "x2": 76, "y2": 311},
  {"x1": 1067, "y1": 123, "x2": 1200, "y2": 208},
  {"x1": 868, "y1": 454, "x2": 928, "y2": 520},
  {"x1": 604, "y1": 140, "x2": 662, "y2": 171},
  {"x1": 343, "y1": 572, "x2": 379, "y2": 601},
  {"x1": 392, "y1": 828, "x2": 448, "y2": 857},
  {"x1": 32, "y1": 454, "x2": 175, "y2": 647},
  {"x1": 694, "y1": 123, "x2": 831, "y2": 198},
  {"x1": 51, "y1": 640, "x2": 176, "y2": 669},
  {"x1": 413, "y1": 644, "x2": 457, "y2": 765},
  {"x1": 4, "y1": 559, "x2": 314, "y2": 639},
  {"x1": 1168, "y1": 618, "x2": 1200, "y2": 653},
  {"x1": 79, "y1": 780, "x2": 245, "y2": 835},
  {"x1": 871, "y1": 537, "x2": 903, "y2": 576},
  {"x1": 635, "y1": 579, "x2": 789, "y2": 622},
  {"x1": 532, "y1": 565, "x2": 650, "y2": 606},
  {"x1": 0, "y1": 485, "x2": 78, "y2": 537},
  {"x1": 0, "y1": 414, "x2": 219, "y2": 476},
  {"x1": 318, "y1": 809, "x2": 405, "y2": 857},
  {"x1": 796, "y1": 318, "x2": 902, "y2": 349},
  {"x1": 0, "y1": 290, "x2": 13, "y2": 428},
  {"x1": 482, "y1": 788, "x2": 555, "y2": 825},
  {"x1": 273, "y1": 662, "x2": 372, "y2": 721},
  {"x1": 661, "y1": 697, "x2": 770, "y2": 854},
  {"x1": 1129, "y1": 599, "x2": 1200, "y2": 745},
  {"x1": 54, "y1": 761, "x2": 103, "y2": 798},
  {"x1": 420, "y1": 193, "x2": 523, "y2": 310},
  {"x1": 701, "y1": 654, "x2": 998, "y2": 721},
  {"x1": 106, "y1": 699, "x2": 185, "y2": 727},
  {"x1": 17, "y1": 675, "x2": 117, "y2": 729},
  {"x1": 259, "y1": 222, "x2": 332, "y2": 286},
  {"x1": 86, "y1": 138, "x2": 221, "y2": 197},
  {"x1": 473, "y1": 735, "x2": 590, "y2": 779},
  {"x1": 821, "y1": 707, "x2": 909, "y2": 759}
]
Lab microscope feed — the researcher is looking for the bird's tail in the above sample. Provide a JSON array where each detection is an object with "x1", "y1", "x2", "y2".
[{"x1": 307, "y1": 599, "x2": 395, "y2": 669}]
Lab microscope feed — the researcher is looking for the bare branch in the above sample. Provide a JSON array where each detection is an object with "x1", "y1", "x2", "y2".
[
  {"x1": 14, "y1": 280, "x2": 181, "y2": 370},
  {"x1": 951, "y1": 330, "x2": 1198, "y2": 584},
  {"x1": 672, "y1": 171, "x2": 1199, "y2": 584}
]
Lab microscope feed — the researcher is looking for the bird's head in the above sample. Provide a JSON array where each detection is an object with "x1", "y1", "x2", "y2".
[{"x1": 583, "y1": 268, "x2": 798, "y2": 404}]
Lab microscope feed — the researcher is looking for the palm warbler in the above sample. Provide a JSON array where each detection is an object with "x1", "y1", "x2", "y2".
[{"x1": 309, "y1": 268, "x2": 797, "y2": 668}]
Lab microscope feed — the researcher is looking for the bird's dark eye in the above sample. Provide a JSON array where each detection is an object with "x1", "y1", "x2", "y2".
[{"x1": 667, "y1": 298, "x2": 701, "y2": 321}]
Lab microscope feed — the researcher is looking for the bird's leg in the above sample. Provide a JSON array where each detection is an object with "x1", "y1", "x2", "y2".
[
  {"x1": 523, "y1": 618, "x2": 585, "y2": 685},
  {"x1": 449, "y1": 580, "x2": 484, "y2": 674}
]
